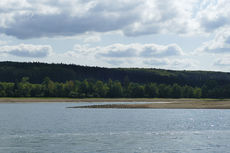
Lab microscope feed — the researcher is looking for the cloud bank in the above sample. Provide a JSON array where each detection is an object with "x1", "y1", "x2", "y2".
[
  {"x1": 71, "y1": 43, "x2": 183, "y2": 59},
  {"x1": 197, "y1": 0, "x2": 230, "y2": 32},
  {"x1": 96, "y1": 43, "x2": 183, "y2": 58},
  {"x1": 0, "y1": 44, "x2": 52, "y2": 58},
  {"x1": 196, "y1": 30, "x2": 230, "y2": 54},
  {"x1": 214, "y1": 58, "x2": 230, "y2": 67},
  {"x1": 0, "y1": 0, "x2": 200, "y2": 39},
  {"x1": 1, "y1": 0, "x2": 230, "y2": 38},
  {"x1": 61, "y1": 43, "x2": 195, "y2": 69}
]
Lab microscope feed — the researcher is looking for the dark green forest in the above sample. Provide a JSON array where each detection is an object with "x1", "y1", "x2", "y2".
[{"x1": 0, "y1": 61, "x2": 230, "y2": 98}]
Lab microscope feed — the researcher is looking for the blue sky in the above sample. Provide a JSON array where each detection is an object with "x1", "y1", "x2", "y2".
[{"x1": 0, "y1": 0, "x2": 230, "y2": 71}]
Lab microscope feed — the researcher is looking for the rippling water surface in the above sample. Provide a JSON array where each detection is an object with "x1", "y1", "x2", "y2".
[{"x1": 0, "y1": 102, "x2": 230, "y2": 153}]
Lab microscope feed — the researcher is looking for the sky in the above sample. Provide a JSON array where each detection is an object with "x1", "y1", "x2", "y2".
[{"x1": 1, "y1": 0, "x2": 230, "y2": 71}]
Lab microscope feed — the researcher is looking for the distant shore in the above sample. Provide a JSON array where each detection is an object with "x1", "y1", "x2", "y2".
[
  {"x1": 1, "y1": 98, "x2": 230, "y2": 109},
  {"x1": 0, "y1": 97, "x2": 192, "y2": 103}
]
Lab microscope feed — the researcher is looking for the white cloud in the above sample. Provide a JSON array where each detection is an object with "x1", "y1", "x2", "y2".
[
  {"x1": 96, "y1": 44, "x2": 138, "y2": 58},
  {"x1": 0, "y1": 0, "x2": 202, "y2": 39},
  {"x1": 105, "y1": 59, "x2": 125, "y2": 66},
  {"x1": 3, "y1": 0, "x2": 230, "y2": 39},
  {"x1": 139, "y1": 44, "x2": 183, "y2": 57},
  {"x1": 197, "y1": 0, "x2": 230, "y2": 32},
  {"x1": 83, "y1": 35, "x2": 101, "y2": 43},
  {"x1": 0, "y1": 44, "x2": 52, "y2": 58},
  {"x1": 143, "y1": 58, "x2": 195, "y2": 69},
  {"x1": 70, "y1": 43, "x2": 183, "y2": 59},
  {"x1": 124, "y1": 0, "x2": 200, "y2": 36},
  {"x1": 195, "y1": 29, "x2": 230, "y2": 54},
  {"x1": 56, "y1": 43, "x2": 196, "y2": 69},
  {"x1": 0, "y1": 0, "x2": 30, "y2": 12},
  {"x1": 0, "y1": 0, "x2": 140, "y2": 39},
  {"x1": 0, "y1": 40, "x2": 7, "y2": 45},
  {"x1": 0, "y1": 42, "x2": 197, "y2": 70},
  {"x1": 143, "y1": 58, "x2": 168, "y2": 66},
  {"x1": 214, "y1": 57, "x2": 230, "y2": 67}
]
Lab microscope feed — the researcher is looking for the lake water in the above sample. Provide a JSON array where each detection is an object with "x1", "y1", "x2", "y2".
[{"x1": 0, "y1": 102, "x2": 230, "y2": 153}]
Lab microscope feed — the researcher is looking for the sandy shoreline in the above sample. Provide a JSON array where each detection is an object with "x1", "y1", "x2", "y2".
[
  {"x1": 1, "y1": 98, "x2": 229, "y2": 109},
  {"x1": 69, "y1": 100, "x2": 230, "y2": 109},
  {"x1": 0, "y1": 98, "x2": 211, "y2": 103},
  {"x1": 0, "y1": 98, "x2": 159, "y2": 103}
]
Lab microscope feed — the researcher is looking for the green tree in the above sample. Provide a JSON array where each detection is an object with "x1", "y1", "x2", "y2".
[
  {"x1": 31, "y1": 84, "x2": 44, "y2": 97},
  {"x1": 171, "y1": 84, "x2": 182, "y2": 98},
  {"x1": 193, "y1": 87, "x2": 202, "y2": 98},
  {"x1": 42, "y1": 77, "x2": 55, "y2": 96},
  {"x1": 107, "y1": 80, "x2": 123, "y2": 97},
  {"x1": 144, "y1": 83, "x2": 158, "y2": 98},
  {"x1": 94, "y1": 81, "x2": 108, "y2": 97},
  {"x1": 182, "y1": 85, "x2": 194, "y2": 98},
  {"x1": 128, "y1": 83, "x2": 145, "y2": 98},
  {"x1": 63, "y1": 80, "x2": 75, "y2": 97},
  {"x1": 78, "y1": 79, "x2": 89, "y2": 97},
  {"x1": 5, "y1": 82, "x2": 15, "y2": 97},
  {"x1": 158, "y1": 84, "x2": 172, "y2": 98},
  {"x1": 15, "y1": 77, "x2": 32, "y2": 97},
  {"x1": 0, "y1": 83, "x2": 6, "y2": 97}
]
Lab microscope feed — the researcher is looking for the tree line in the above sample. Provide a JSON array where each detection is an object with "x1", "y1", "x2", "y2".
[
  {"x1": 1, "y1": 77, "x2": 230, "y2": 98},
  {"x1": 1, "y1": 61, "x2": 230, "y2": 88}
]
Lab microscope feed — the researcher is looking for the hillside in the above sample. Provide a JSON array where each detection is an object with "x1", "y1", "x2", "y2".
[{"x1": 0, "y1": 61, "x2": 230, "y2": 87}]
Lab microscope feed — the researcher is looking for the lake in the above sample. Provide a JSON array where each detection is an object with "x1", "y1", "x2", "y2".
[{"x1": 0, "y1": 102, "x2": 230, "y2": 153}]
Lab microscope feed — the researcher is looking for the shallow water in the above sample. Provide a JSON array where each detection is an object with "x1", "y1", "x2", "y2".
[{"x1": 0, "y1": 102, "x2": 230, "y2": 153}]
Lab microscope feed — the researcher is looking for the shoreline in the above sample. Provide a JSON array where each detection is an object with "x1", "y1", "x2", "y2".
[
  {"x1": 1, "y1": 98, "x2": 230, "y2": 109},
  {"x1": 0, "y1": 97, "x2": 226, "y2": 102},
  {"x1": 69, "y1": 101, "x2": 230, "y2": 109},
  {"x1": 0, "y1": 97, "x2": 162, "y2": 103}
]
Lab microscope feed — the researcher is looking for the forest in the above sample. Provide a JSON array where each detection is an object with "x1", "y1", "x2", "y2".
[
  {"x1": 0, "y1": 61, "x2": 230, "y2": 98},
  {"x1": 0, "y1": 76, "x2": 230, "y2": 98}
]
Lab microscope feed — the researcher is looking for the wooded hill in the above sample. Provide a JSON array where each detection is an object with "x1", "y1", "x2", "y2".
[
  {"x1": 0, "y1": 61, "x2": 230, "y2": 87},
  {"x1": 1, "y1": 61, "x2": 230, "y2": 98}
]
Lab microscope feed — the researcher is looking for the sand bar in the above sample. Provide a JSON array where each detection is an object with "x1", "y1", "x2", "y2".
[{"x1": 69, "y1": 101, "x2": 230, "y2": 109}]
